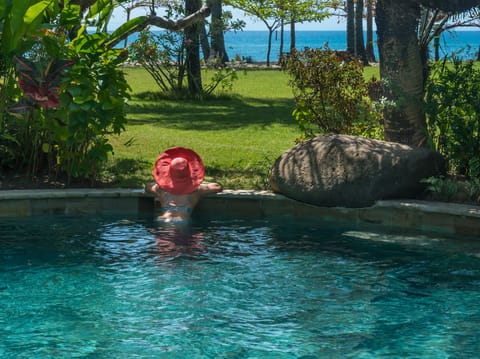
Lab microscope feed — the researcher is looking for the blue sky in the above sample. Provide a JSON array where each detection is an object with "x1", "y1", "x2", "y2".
[
  {"x1": 110, "y1": 5, "x2": 348, "y2": 31},
  {"x1": 109, "y1": 5, "x2": 478, "y2": 32}
]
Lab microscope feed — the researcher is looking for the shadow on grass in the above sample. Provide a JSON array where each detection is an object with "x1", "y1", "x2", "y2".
[
  {"x1": 107, "y1": 157, "x2": 272, "y2": 190},
  {"x1": 126, "y1": 93, "x2": 295, "y2": 131},
  {"x1": 107, "y1": 157, "x2": 152, "y2": 188}
]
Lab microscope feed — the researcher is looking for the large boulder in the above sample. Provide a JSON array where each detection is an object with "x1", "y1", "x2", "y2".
[{"x1": 269, "y1": 134, "x2": 445, "y2": 208}]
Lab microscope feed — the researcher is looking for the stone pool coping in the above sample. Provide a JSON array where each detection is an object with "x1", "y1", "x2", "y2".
[{"x1": 0, "y1": 188, "x2": 479, "y2": 237}]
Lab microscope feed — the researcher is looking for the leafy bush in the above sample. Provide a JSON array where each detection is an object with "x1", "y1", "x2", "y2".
[
  {"x1": 425, "y1": 58, "x2": 480, "y2": 177},
  {"x1": 281, "y1": 46, "x2": 383, "y2": 140},
  {"x1": 57, "y1": 33, "x2": 130, "y2": 182}
]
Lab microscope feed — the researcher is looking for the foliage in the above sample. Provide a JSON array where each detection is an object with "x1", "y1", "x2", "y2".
[
  {"x1": 281, "y1": 46, "x2": 383, "y2": 140},
  {"x1": 129, "y1": 29, "x2": 238, "y2": 98},
  {"x1": 57, "y1": 32, "x2": 130, "y2": 181},
  {"x1": 421, "y1": 176, "x2": 460, "y2": 201},
  {"x1": 0, "y1": 0, "x2": 134, "y2": 182},
  {"x1": 425, "y1": 57, "x2": 480, "y2": 177},
  {"x1": 0, "y1": 0, "x2": 58, "y2": 168},
  {"x1": 421, "y1": 171, "x2": 480, "y2": 203}
]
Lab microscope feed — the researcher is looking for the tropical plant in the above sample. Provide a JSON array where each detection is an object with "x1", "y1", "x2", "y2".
[
  {"x1": 0, "y1": 0, "x2": 62, "y2": 170},
  {"x1": 1, "y1": 0, "x2": 134, "y2": 182}
]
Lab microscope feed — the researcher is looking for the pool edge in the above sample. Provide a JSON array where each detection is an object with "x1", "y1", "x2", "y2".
[{"x1": 0, "y1": 188, "x2": 479, "y2": 237}]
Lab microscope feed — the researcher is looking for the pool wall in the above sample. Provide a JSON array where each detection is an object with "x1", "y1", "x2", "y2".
[{"x1": 0, "y1": 189, "x2": 479, "y2": 237}]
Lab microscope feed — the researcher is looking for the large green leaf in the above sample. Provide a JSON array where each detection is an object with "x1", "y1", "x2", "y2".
[
  {"x1": 24, "y1": 0, "x2": 53, "y2": 25},
  {"x1": 87, "y1": 0, "x2": 113, "y2": 18},
  {"x1": 2, "y1": 0, "x2": 52, "y2": 55},
  {"x1": 86, "y1": 0, "x2": 115, "y2": 30},
  {"x1": 2, "y1": 1, "x2": 29, "y2": 54}
]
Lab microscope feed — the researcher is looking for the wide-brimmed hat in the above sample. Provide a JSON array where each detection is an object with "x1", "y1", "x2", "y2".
[{"x1": 153, "y1": 147, "x2": 205, "y2": 195}]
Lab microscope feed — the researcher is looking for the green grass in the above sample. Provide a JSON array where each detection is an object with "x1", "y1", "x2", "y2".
[{"x1": 108, "y1": 66, "x2": 380, "y2": 189}]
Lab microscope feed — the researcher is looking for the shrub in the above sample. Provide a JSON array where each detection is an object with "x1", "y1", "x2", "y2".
[
  {"x1": 425, "y1": 58, "x2": 480, "y2": 177},
  {"x1": 129, "y1": 29, "x2": 238, "y2": 98},
  {"x1": 281, "y1": 46, "x2": 383, "y2": 140},
  {"x1": 129, "y1": 30, "x2": 187, "y2": 96}
]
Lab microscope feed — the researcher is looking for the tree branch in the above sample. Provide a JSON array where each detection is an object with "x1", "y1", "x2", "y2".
[
  {"x1": 147, "y1": 4, "x2": 211, "y2": 31},
  {"x1": 107, "y1": 4, "x2": 211, "y2": 49}
]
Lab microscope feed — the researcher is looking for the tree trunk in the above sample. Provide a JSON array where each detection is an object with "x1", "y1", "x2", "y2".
[
  {"x1": 210, "y1": 0, "x2": 229, "y2": 63},
  {"x1": 199, "y1": 24, "x2": 210, "y2": 60},
  {"x1": 266, "y1": 28, "x2": 273, "y2": 66},
  {"x1": 373, "y1": 0, "x2": 478, "y2": 146},
  {"x1": 376, "y1": 0, "x2": 426, "y2": 146},
  {"x1": 365, "y1": 0, "x2": 376, "y2": 62},
  {"x1": 433, "y1": 35, "x2": 440, "y2": 61},
  {"x1": 355, "y1": 0, "x2": 368, "y2": 64},
  {"x1": 290, "y1": 20, "x2": 296, "y2": 53},
  {"x1": 346, "y1": 0, "x2": 355, "y2": 54},
  {"x1": 279, "y1": 18, "x2": 284, "y2": 60},
  {"x1": 185, "y1": 0, "x2": 203, "y2": 94}
]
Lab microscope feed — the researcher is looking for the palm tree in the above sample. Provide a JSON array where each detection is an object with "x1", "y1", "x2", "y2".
[
  {"x1": 365, "y1": 0, "x2": 376, "y2": 62},
  {"x1": 355, "y1": 0, "x2": 368, "y2": 64},
  {"x1": 210, "y1": 0, "x2": 229, "y2": 63},
  {"x1": 346, "y1": 0, "x2": 355, "y2": 54},
  {"x1": 185, "y1": 0, "x2": 203, "y2": 94},
  {"x1": 346, "y1": 0, "x2": 368, "y2": 64},
  {"x1": 375, "y1": 0, "x2": 478, "y2": 147}
]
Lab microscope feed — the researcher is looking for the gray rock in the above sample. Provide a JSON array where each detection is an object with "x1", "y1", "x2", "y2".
[{"x1": 269, "y1": 134, "x2": 445, "y2": 208}]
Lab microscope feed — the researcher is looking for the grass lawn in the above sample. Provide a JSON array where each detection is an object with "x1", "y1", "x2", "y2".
[{"x1": 109, "y1": 66, "x2": 380, "y2": 190}]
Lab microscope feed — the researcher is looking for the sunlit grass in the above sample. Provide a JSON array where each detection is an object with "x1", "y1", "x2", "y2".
[{"x1": 108, "y1": 65, "x2": 380, "y2": 189}]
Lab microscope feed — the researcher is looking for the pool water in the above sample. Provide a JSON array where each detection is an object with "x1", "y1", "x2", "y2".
[{"x1": 1, "y1": 214, "x2": 480, "y2": 358}]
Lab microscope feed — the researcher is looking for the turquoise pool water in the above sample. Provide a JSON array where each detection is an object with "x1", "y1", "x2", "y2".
[{"x1": 1, "y1": 214, "x2": 480, "y2": 358}]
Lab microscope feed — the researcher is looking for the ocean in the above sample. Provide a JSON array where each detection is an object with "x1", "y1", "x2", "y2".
[
  {"x1": 222, "y1": 30, "x2": 480, "y2": 62},
  {"x1": 124, "y1": 30, "x2": 479, "y2": 63}
]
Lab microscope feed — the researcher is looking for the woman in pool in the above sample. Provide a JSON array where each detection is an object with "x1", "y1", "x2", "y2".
[{"x1": 145, "y1": 147, "x2": 223, "y2": 222}]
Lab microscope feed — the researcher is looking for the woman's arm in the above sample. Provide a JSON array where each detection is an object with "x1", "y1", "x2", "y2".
[
  {"x1": 145, "y1": 182, "x2": 163, "y2": 199},
  {"x1": 198, "y1": 182, "x2": 223, "y2": 195}
]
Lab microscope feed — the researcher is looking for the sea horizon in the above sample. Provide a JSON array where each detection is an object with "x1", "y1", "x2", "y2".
[{"x1": 124, "y1": 30, "x2": 480, "y2": 63}]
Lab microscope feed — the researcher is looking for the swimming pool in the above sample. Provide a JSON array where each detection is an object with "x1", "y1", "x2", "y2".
[{"x1": 1, "y1": 214, "x2": 480, "y2": 358}]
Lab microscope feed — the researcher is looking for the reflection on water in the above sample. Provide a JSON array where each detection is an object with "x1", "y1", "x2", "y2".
[
  {"x1": 151, "y1": 223, "x2": 205, "y2": 259},
  {"x1": 94, "y1": 218, "x2": 207, "y2": 262}
]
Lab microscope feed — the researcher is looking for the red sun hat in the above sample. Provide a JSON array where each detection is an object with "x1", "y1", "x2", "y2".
[{"x1": 153, "y1": 147, "x2": 205, "y2": 195}]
